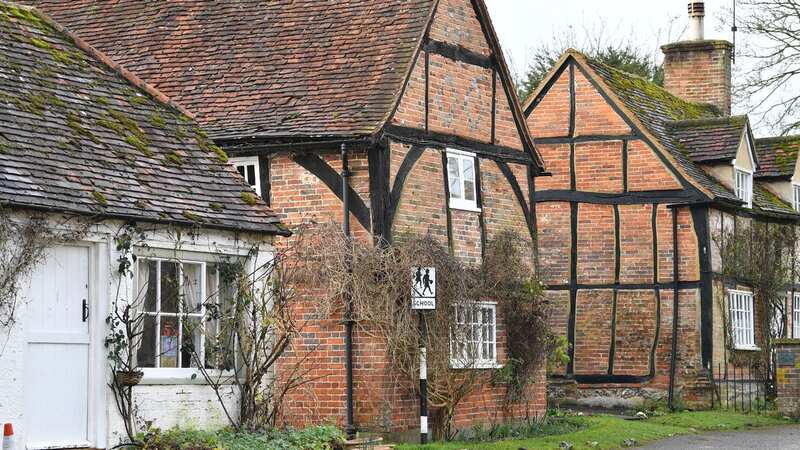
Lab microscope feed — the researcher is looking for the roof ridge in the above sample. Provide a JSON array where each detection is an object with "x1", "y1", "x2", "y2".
[
  {"x1": 756, "y1": 135, "x2": 800, "y2": 143},
  {"x1": 667, "y1": 116, "x2": 747, "y2": 129},
  {"x1": 12, "y1": 1, "x2": 197, "y2": 121}
]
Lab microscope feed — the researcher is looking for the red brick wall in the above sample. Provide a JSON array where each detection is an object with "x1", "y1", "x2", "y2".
[
  {"x1": 574, "y1": 69, "x2": 631, "y2": 136},
  {"x1": 574, "y1": 289, "x2": 613, "y2": 374},
  {"x1": 526, "y1": 58, "x2": 705, "y2": 403},
  {"x1": 627, "y1": 140, "x2": 682, "y2": 191},
  {"x1": 574, "y1": 141, "x2": 623, "y2": 192},
  {"x1": 276, "y1": 0, "x2": 545, "y2": 435},
  {"x1": 527, "y1": 69, "x2": 570, "y2": 138}
]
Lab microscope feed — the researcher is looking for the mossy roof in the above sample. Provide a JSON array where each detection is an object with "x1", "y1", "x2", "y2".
[
  {"x1": 754, "y1": 135, "x2": 800, "y2": 179},
  {"x1": 667, "y1": 116, "x2": 749, "y2": 163},
  {"x1": 584, "y1": 56, "x2": 738, "y2": 203},
  {"x1": 0, "y1": 3, "x2": 285, "y2": 234},
  {"x1": 29, "y1": 0, "x2": 437, "y2": 140}
]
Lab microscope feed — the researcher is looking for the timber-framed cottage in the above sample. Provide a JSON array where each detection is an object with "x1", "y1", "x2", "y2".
[
  {"x1": 0, "y1": 3, "x2": 285, "y2": 448},
  {"x1": 33, "y1": 0, "x2": 548, "y2": 436},
  {"x1": 525, "y1": 2, "x2": 800, "y2": 408}
]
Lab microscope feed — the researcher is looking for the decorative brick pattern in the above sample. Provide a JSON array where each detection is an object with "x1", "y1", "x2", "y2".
[{"x1": 428, "y1": 55, "x2": 493, "y2": 142}]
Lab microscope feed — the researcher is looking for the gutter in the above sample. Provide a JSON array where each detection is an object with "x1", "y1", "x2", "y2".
[
  {"x1": 341, "y1": 144, "x2": 356, "y2": 439},
  {"x1": 0, "y1": 201, "x2": 292, "y2": 237}
]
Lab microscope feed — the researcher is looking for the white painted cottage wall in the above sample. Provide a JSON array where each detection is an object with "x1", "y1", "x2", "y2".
[{"x1": 0, "y1": 212, "x2": 274, "y2": 449}]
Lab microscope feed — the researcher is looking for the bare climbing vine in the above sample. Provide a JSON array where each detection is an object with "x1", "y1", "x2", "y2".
[{"x1": 0, "y1": 208, "x2": 87, "y2": 331}]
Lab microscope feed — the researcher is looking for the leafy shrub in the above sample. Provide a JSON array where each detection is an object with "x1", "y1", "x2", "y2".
[{"x1": 137, "y1": 426, "x2": 344, "y2": 450}]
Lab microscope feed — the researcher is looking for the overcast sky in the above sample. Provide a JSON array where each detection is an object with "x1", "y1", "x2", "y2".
[{"x1": 485, "y1": 0, "x2": 733, "y2": 77}]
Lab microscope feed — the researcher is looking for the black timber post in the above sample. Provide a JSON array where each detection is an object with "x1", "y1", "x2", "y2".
[
  {"x1": 342, "y1": 143, "x2": 356, "y2": 440},
  {"x1": 668, "y1": 206, "x2": 680, "y2": 410},
  {"x1": 691, "y1": 206, "x2": 713, "y2": 370}
]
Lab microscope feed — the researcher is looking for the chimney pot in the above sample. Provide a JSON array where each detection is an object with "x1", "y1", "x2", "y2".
[{"x1": 687, "y1": 2, "x2": 705, "y2": 40}]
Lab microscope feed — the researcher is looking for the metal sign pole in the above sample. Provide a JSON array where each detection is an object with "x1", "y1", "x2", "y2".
[
  {"x1": 419, "y1": 310, "x2": 428, "y2": 444},
  {"x1": 412, "y1": 266, "x2": 435, "y2": 444}
]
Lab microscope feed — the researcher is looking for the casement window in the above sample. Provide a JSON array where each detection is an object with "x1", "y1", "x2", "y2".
[
  {"x1": 793, "y1": 184, "x2": 800, "y2": 212},
  {"x1": 450, "y1": 302, "x2": 497, "y2": 369},
  {"x1": 734, "y1": 168, "x2": 752, "y2": 208},
  {"x1": 728, "y1": 290, "x2": 756, "y2": 350},
  {"x1": 446, "y1": 149, "x2": 479, "y2": 211},
  {"x1": 135, "y1": 258, "x2": 235, "y2": 371},
  {"x1": 230, "y1": 156, "x2": 261, "y2": 197},
  {"x1": 793, "y1": 293, "x2": 800, "y2": 338}
]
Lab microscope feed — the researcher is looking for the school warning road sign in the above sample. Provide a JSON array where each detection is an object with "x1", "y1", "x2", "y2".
[{"x1": 412, "y1": 267, "x2": 436, "y2": 310}]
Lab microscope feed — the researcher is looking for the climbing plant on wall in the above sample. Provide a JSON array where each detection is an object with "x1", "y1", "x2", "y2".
[{"x1": 715, "y1": 220, "x2": 797, "y2": 398}]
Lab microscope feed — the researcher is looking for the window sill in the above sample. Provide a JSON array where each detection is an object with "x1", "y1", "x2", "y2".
[
  {"x1": 449, "y1": 203, "x2": 482, "y2": 213},
  {"x1": 449, "y1": 361, "x2": 503, "y2": 370},
  {"x1": 733, "y1": 345, "x2": 761, "y2": 352},
  {"x1": 138, "y1": 368, "x2": 238, "y2": 385}
]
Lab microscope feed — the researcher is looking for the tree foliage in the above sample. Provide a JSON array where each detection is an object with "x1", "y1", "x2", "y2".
[
  {"x1": 727, "y1": 0, "x2": 800, "y2": 135},
  {"x1": 515, "y1": 24, "x2": 665, "y2": 104}
]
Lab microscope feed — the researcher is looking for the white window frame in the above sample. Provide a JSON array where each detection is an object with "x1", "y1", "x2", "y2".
[
  {"x1": 728, "y1": 290, "x2": 757, "y2": 350},
  {"x1": 734, "y1": 167, "x2": 753, "y2": 209},
  {"x1": 793, "y1": 183, "x2": 800, "y2": 213},
  {"x1": 446, "y1": 149, "x2": 480, "y2": 212},
  {"x1": 230, "y1": 156, "x2": 262, "y2": 197},
  {"x1": 450, "y1": 301, "x2": 498, "y2": 369},
  {"x1": 793, "y1": 292, "x2": 800, "y2": 338},
  {"x1": 134, "y1": 256, "x2": 237, "y2": 383}
]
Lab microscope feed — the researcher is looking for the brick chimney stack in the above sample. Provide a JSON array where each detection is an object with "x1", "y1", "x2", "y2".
[{"x1": 661, "y1": 2, "x2": 733, "y2": 116}]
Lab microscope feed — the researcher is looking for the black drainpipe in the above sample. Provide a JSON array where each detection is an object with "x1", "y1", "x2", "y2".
[
  {"x1": 668, "y1": 206, "x2": 680, "y2": 410},
  {"x1": 342, "y1": 143, "x2": 356, "y2": 439}
]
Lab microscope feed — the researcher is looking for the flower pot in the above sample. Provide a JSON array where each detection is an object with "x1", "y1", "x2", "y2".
[{"x1": 115, "y1": 370, "x2": 144, "y2": 387}]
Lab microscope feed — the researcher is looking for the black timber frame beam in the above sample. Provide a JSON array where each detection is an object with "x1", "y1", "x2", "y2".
[
  {"x1": 424, "y1": 39, "x2": 494, "y2": 69},
  {"x1": 382, "y1": 125, "x2": 533, "y2": 164},
  {"x1": 292, "y1": 153, "x2": 372, "y2": 232}
]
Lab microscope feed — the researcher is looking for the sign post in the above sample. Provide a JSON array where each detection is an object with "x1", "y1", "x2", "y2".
[{"x1": 412, "y1": 267, "x2": 435, "y2": 444}]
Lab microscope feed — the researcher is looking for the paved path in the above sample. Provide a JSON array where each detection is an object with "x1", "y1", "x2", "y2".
[{"x1": 639, "y1": 425, "x2": 800, "y2": 449}]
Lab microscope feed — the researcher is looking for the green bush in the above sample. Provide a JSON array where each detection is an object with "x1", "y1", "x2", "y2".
[{"x1": 137, "y1": 426, "x2": 345, "y2": 450}]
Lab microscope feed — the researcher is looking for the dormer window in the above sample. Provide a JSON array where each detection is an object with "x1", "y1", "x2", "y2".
[
  {"x1": 734, "y1": 168, "x2": 752, "y2": 208},
  {"x1": 230, "y1": 156, "x2": 261, "y2": 197},
  {"x1": 794, "y1": 184, "x2": 800, "y2": 212}
]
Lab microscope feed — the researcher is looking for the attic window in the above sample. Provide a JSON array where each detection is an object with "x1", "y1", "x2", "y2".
[
  {"x1": 230, "y1": 156, "x2": 261, "y2": 197},
  {"x1": 794, "y1": 184, "x2": 800, "y2": 212},
  {"x1": 734, "y1": 168, "x2": 752, "y2": 208}
]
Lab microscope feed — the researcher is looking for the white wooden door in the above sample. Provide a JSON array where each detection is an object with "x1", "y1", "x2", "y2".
[{"x1": 24, "y1": 246, "x2": 91, "y2": 449}]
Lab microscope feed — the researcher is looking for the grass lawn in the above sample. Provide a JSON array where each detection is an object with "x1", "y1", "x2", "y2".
[{"x1": 394, "y1": 411, "x2": 794, "y2": 450}]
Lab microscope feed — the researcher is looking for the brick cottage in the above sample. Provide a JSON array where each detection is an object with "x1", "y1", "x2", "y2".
[
  {"x1": 524, "y1": 2, "x2": 800, "y2": 408},
  {"x1": 32, "y1": 0, "x2": 548, "y2": 436}
]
